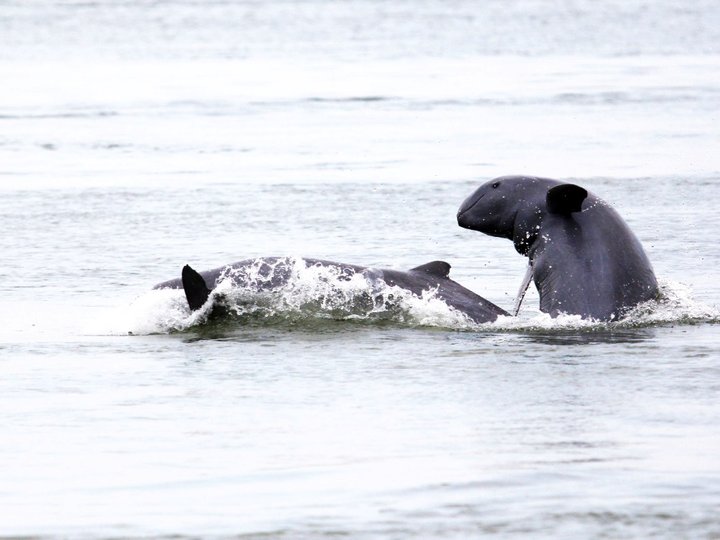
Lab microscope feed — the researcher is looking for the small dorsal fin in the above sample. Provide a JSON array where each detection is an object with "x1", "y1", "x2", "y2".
[
  {"x1": 410, "y1": 260, "x2": 451, "y2": 278},
  {"x1": 182, "y1": 264, "x2": 211, "y2": 311},
  {"x1": 547, "y1": 184, "x2": 588, "y2": 215}
]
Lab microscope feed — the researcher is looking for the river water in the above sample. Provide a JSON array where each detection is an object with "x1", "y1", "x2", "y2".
[{"x1": 1, "y1": 1, "x2": 720, "y2": 538}]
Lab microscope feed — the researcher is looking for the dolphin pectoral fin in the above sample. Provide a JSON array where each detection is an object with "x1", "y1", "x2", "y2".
[
  {"x1": 410, "y1": 260, "x2": 451, "y2": 279},
  {"x1": 547, "y1": 184, "x2": 588, "y2": 215},
  {"x1": 512, "y1": 262, "x2": 534, "y2": 316},
  {"x1": 181, "y1": 264, "x2": 211, "y2": 311}
]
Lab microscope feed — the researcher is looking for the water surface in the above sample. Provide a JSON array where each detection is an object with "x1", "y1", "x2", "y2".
[{"x1": 1, "y1": 1, "x2": 719, "y2": 538}]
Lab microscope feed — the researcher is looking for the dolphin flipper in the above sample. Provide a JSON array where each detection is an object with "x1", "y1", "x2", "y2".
[
  {"x1": 513, "y1": 261, "x2": 534, "y2": 316},
  {"x1": 182, "y1": 264, "x2": 211, "y2": 311}
]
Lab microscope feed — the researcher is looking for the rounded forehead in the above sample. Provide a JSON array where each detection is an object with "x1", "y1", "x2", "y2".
[
  {"x1": 488, "y1": 175, "x2": 560, "y2": 188},
  {"x1": 476, "y1": 176, "x2": 565, "y2": 202}
]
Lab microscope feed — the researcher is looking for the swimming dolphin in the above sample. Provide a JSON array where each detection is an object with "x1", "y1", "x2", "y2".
[
  {"x1": 153, "y1": 257, "x2": 509, "y2": 324},
  {"x1": 456, "y1": 176, "x2": 659, "y2": 321}
]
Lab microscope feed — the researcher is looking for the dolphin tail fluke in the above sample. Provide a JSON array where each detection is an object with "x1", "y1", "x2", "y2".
[{"x1": 182, "y1": 264, "x2": 211, "y2": 311}]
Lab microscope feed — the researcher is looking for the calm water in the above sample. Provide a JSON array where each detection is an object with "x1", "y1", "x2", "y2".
[{"x1": 1, "y1": 1, "x2": 720, "y2": 538}]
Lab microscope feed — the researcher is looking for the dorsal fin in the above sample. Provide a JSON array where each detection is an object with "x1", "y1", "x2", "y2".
[
  {"x1": 547, "y1": 184, "x2": 588, "y2": 215},
  {"x1": 182, "y1": 264, "x2": 211, "y2": 311},
  {"x1": 410, "y1": 260, "x2": 451, "y2": 279}
]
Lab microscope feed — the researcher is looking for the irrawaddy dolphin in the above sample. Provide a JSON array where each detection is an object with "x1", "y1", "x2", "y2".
[
  {"x1": 456, "y1": 175, "x2": 659, "y2": 321},
  {"x1": 153, "y1": 257, "x2": 509, "y2": 324}
]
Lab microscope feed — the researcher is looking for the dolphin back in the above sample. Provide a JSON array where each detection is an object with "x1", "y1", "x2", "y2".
[
  {"x1": 153, "y1": 257, "x2": 508, "y2": 324},
  {"x1": 533, "y1": 195, "x2": 658, "y2": 320}
]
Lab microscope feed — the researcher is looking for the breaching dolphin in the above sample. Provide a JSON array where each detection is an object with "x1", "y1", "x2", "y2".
[
  {"x1": 456, "y1": 176, "x2": 658, "y2": 321},
  {"x1": 153, "y1": 257, "x2": 509, "y2": 324}
]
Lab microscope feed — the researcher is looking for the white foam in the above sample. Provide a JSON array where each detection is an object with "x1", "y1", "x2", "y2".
[
  {"x1": 112, "y1": 269, "x2": 717, "y2": 336},
  {"x1": 487, "y1": 279, "x2": 719, "y2": 332},
  {"x1": 107, "y1": 288, "x2": 197, "y2": 335},
  {"x1": 108, "y1": 259, "x2": 473, "y2": 335},
  {"x1": 620, "y1": 279, "x2": 720, "y2": 326}
]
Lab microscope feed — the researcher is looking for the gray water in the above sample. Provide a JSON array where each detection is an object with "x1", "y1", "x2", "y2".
[{"x1": 2, "y1": 1, "x2": 720, "y2": 538}]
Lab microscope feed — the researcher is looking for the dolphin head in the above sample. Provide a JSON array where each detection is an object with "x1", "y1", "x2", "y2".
[
  {"x1": 457, "y1": 176, "x2": 545, "y2": 236},
  {"x1": 457, "y1": 176, "x2": 571, "y2": 255}
]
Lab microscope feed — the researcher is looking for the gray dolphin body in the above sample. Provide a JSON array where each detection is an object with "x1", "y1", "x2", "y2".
[
  {"x1": 457, "y1": 176, "x2": 658, "y2": 321},
  {"x1": 154, "y1": 257, "x2": 509, "y2": 324}
]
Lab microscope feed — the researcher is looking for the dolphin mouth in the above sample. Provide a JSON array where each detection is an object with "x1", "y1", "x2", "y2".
[{"x1": 457, "y1": 193, "x2": 485, "y2": 226}]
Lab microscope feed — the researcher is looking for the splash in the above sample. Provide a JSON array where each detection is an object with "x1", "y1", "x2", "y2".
[
  {"x1": 114, "y1": 269, "x2": 717, "y2": 336},
  {"x1": 117, "y1": 259, "x2": 476, "y2": 335},
  {"x1": 619, "y1": 279, "x2": 720, "y2": 326},
  {"x1": 488, "y1": 279, "x2": 719, "y2": 333}
]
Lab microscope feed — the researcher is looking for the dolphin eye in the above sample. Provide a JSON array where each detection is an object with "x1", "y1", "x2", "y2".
[{"x1": 492, "y1": 182, "x2": 500, "y2": 189}]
